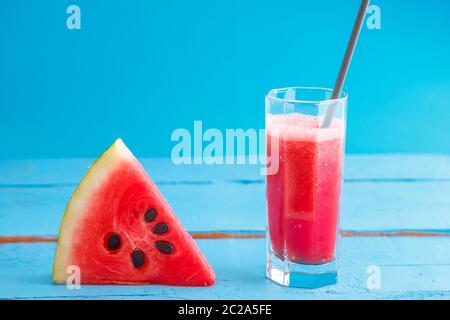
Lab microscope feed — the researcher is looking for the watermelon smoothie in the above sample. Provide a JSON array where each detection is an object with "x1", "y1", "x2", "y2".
[
  {"x1": 264, "y1": 87, "x2": 347, "y2": 288},
  {"x1": 266, "y1": 113, "x2": 344, "y2": 265}
]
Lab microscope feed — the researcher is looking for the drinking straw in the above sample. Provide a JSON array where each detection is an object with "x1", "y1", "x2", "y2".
[{"x1": 321, "y1": 0, "x2": 370, "y2": 128}]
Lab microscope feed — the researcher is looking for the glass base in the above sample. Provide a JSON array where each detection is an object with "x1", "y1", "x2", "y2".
[{"x1": 266, "y1": 250, "x2": 338, "y2": 289}]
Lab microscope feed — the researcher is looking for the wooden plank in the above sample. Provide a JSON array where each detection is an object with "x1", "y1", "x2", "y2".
[
  {"x1": 0, "y1": 237, "x2": 449, "y2": 300},
  {"x1": 1, "y1": 155, "x2": 450, "y2": 186},
  {"x1": 343, "y1": 154, "x2": 450, "y2": 181},
  {"x1": 0, "y1": 183, "x2": 264, "y2": 235},
  {"x1": 1, "y1": 180, "x2": 450, "y2": 236},
  {"x1": 0, "y1": 159, "x2": 260, "y2": 185}
]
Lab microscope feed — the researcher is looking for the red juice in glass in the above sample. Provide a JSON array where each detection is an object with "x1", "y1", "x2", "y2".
[{"x1": 265, "y1": 87, "x2": 347, "y2": 288}]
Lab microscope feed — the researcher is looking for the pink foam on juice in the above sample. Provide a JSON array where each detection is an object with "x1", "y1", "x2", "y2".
[{"x1": 267, "y1": 113, "x2": 344, "y2": 264}]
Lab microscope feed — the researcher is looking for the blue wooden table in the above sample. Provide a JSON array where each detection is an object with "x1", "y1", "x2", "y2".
[{"x1": 1, "y1": 155, "x2": 450, "y2": 299}]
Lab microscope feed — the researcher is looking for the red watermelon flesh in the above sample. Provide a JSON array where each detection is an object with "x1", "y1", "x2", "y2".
[{"x1": 53, "y1": 139, "x2": 215, "y2": 286}]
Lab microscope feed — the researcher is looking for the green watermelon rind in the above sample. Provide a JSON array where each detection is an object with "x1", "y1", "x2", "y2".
[{"x1": 52, "y1": 139, "x2": 135, "y2": 284}]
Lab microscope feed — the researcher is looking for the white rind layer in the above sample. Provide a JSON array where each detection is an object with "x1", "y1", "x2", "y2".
[{"x1": 52, "y1": 139, "x2": 134, "y2": 284}]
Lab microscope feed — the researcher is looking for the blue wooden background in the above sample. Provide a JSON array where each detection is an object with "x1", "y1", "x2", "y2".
[
  {"x1": 1, "y1": 0, "x2": 450, "y2": 159},
  {"x1": 1, "y1": 155, "x2": 450, "y2": 299}
]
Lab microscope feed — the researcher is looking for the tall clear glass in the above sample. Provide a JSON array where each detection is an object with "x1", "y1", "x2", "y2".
[{"x1": 265, "y1": 87, "x2": 347, "y2": 288}]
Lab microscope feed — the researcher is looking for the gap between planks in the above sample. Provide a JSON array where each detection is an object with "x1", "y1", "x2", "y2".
[
  {"x1": 2, "y1": 177, "x2": 450, "y2": 189},
  {"x1": 1, "y1": 229, "x2": 450, "y2": 245}
]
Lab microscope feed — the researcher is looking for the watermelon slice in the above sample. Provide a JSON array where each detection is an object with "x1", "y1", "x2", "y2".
[{"x1": 53, "y1": 139, "x2": 215, "y2": 286}]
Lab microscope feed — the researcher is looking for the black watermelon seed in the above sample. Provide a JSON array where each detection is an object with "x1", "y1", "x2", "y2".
[
  {"x1": 153, "y1": 222, "x2": 169, "y2": 234},
  {"x1": 155, "y1": 241, "x2": 173, "y2": 254},
  {"x1": 131, "y1": 249, "x2": 145, "y2": 268},
  {"x1": 144, "y1": 208, "x2": 157, "y2": 222},
  {"x1": 106, "y1": 233, "x2": 121, "y2": 251}
]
